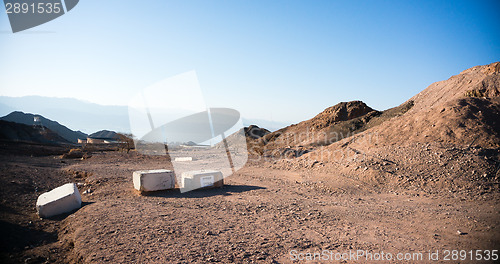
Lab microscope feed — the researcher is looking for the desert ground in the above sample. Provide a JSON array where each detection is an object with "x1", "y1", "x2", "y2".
[{"x1": 0, "y1": 141, "x2": 498, "y2": 263}]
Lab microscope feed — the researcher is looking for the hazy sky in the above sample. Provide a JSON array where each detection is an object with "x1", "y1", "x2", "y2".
[{"x1": 0, "y1": 0, "x2": 499, "y2": 124}]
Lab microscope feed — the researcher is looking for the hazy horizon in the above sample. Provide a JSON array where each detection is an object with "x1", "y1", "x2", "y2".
[{"x1": 0, "y1": 94, "x2": 291, "y2": 133}]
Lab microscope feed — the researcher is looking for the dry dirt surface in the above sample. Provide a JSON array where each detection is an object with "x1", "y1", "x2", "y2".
[{"x1": 0, "y1": 148, "x2": 499, "y2": 263}]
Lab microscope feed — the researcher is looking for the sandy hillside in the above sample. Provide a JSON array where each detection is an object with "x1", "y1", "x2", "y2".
[{"x1": 282, "y1": 62, "x2": 500, "y2": 197}]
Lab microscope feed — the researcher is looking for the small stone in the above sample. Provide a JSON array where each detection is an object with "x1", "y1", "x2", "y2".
[{"x1": 457, "y1": 230, "x2": 467, "y2": 235}]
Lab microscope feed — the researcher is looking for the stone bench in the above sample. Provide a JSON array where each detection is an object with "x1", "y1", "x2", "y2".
[
  {"x1": 133, "y1": 169, "x2": 175, "y2": 192},
  {"x1": 174, "y1": 157, "x2": 193, "y2": 162},
  {"x1": 36, "y1": 183, "x2": 82, "y2": 218},
  {"x1": 180, "y1": 170, "x2": 223, "y2": 193}
]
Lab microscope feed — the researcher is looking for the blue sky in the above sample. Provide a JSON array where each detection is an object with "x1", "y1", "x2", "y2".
[{"x1": 0, "y1": 0, "x2": 499, "y2": 124}]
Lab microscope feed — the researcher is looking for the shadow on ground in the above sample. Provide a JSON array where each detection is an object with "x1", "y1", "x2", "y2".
[
  {"x1": 0, "y1": 220, "x2": 57, "y2": 255},
  {"x1": 44, "y1": 201, "x2": 95, "y2": 221},
  {"x1": 142, "y1": 184, "x2": 266, "y2": 198}
]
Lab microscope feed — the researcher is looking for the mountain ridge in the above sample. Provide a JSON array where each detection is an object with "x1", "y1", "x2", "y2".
[
  {"x1": 0, "y1": 120, "x2": 71, "y2": 145},
  {"x1": 0, "y1": 96, "x2": 287, "y2": 133},
  {"x1": 0, "y1": 111, "x2": 87, "y2": 143}
]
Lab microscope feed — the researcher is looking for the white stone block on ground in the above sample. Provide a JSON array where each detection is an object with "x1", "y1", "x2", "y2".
[
  {"x1": 133, "y1": 169, "x2": 175, "y2": 192},
  {"x1": 181, "y1": 170, "x2": 223, "y2": 193},
  {"x1": 36, "y1": 183, "x2": 82, "y2": 218},
  {"x1": 174, "y1": 157, "x2": 193, "y2": 162}
]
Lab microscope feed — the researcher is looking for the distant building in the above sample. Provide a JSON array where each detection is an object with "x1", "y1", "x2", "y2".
[
  {"x1": 85, "y1": 138, "x2": 105, "y2": 144},
  {"x1": 33, "y1": 116, "x2": 45, "y2": 131}
]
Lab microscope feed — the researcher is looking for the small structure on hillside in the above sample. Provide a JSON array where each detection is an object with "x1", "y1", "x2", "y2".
[{"x1": 33, "y1": 116, "x2": 45, "y2": 131}]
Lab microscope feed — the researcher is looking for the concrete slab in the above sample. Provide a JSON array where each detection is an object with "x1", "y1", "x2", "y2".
[
  {"x1": 36, "y1": 183, "x2": 82, "y2": 218},
  {"x1": 181, "y1": 170, "x2": 223, "y2": 193},
  {"x1": 174, "y1": 157, "x2": 193, "y2": 162},
  {"x1": 133, "y1": 169, "x2": 175, "y2": 192}
]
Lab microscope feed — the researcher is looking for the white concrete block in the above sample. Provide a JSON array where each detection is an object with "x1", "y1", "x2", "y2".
[
  {"x1": 36, "y1": 183, "x2": 82, "y2": 218},
  {"x1": 181, "y1": 170, "x2": 223, "y2": 193},
  {"x1": 133, "y1": 169, "x2": 175, "y2": 192},
  {"x1": 174, "y1": 157, "x2": 193, "y2": 162}
]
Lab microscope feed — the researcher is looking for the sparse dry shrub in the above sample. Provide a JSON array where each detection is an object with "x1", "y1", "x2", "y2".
[
  {"x1": 464, "y1": 89, "x2": 486, "y2": 98},
  {"x1": 62, "y1": 148, "x2": 84, "y2": 159}
]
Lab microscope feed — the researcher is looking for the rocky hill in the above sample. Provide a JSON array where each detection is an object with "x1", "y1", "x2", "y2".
[
  {"x1": 252, "y1": 99, "x2": 417, "y2": 158},
  {"x1": 88, "y1": 130, "x2": 120, "y2": 140},
  {"x1": 215, "y1": 125, "x2": 270, "y2": 155},
  {"x1": 0, "y1": 120, "x2": 71, "y2": 144},
  {"x1": 0, "y1": 111, "x2": 87, "y2": 143}
]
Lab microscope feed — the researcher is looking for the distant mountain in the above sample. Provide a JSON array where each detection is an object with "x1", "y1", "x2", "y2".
[
  {"x1": 0, "y1": 96, "x2": 287, "y2": 134},
  {"x1": 241, "y1": 118, "x2": 287, "y2": 132},
  {"x1": 0, "y1": 111, "x2": 87, "y2": 143},
  {"x1": 0, "y1": 96, "x2": 130, "y2": 134},
  {"x1": 0, "y1": 120, "x2": 71, "y2": 144},
  {"x1": 0, "y1": 102, "x2": 14, "y2": 115}
]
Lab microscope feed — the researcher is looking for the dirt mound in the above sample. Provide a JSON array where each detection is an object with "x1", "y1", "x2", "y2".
[
  {"x1": 364, "y1": 61, "x2": 500, "y2": 150},
  {"x1": 406, "y1": 61, "x2": 500, "y2": 113},
  {"x1": 287, "y1": 62, "x2": 500, "y2": 197},
  {"x1": 375, "y1": 97, "x2": 500, "y2": 148}
]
